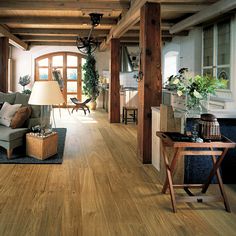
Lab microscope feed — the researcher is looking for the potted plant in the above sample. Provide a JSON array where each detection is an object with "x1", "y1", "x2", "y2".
[
  {"x1": 82, "y1": 52, "x2": 99, "y2": 110},
  {"x1": 19, "y1": 75, "x2": 31, "y2": 94}
]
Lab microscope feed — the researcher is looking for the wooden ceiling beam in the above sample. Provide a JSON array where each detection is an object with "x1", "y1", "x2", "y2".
[
  {"x1": 123, "y1": 30, "x2": 188, "y2": 37},
  {"x1": 20, "y1": 35, "x2": 106, "y2": 42},
  {"x1": 0, "y1": 25, "x2": 28, "y2": 50},
  {"x1": 29, "y1": 42, "x2": 77, "y2": 47},
  {"x1": 99, "y1": 0, "x2": 145, "y2": 51},
  {"x1": 161, "y1": 4, "x2": 204, "y2": 13},
  {"x1": 11, "y1": 28, "x2": 110, "y2": 37},
  {"x1": 0, "y1": 17, "x2": 117, "y2": 26},
  {"x1": 170, "y1": 0, "x2": 236, "y2": 34},
  {"x1": 0, "y1": 1, "x2": 130, "y2": 11},
  {"x1": 99, "y1": 1, "x2": 210, "y2": 51}
]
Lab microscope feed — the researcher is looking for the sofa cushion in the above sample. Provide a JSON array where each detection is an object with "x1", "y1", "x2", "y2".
[
  {"x1": 0, "y1": 125, "x2": 28, "y2": 141},
  {"x1": 0, "y1": 102, "x2": 22, "y2": 127},
  {"x1": 14, "y1": 92, "x2": 40, "y2": 118},
  {"x1": 0, "y1": 92, "x2": 16, "y2": 104},
  {"x1": 14, "y1": 92, "x2": 29, "y2": 105},
  {"x1": 11, "y1": 106, "x2": 32, "y2": 129}
]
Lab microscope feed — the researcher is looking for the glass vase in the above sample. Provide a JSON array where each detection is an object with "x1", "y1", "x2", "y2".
[{"x1": 186, "y1": 95, "x2": 202, "y2": 115}]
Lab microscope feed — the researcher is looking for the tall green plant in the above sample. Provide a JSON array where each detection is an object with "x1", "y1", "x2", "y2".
[{"x1": 82, "y1": 53, "x2": 99, "y2": 102}]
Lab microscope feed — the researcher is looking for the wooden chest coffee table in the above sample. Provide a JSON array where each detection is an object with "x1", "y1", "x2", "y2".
[{"x1": 26, "y1": 132, "x2": 58, "y2": 160}]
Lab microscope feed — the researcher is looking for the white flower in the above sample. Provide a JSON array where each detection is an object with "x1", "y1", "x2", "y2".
[
  {"x1": 173, "y1": 78, "x2": 180, "y2": 85},
  {"x1": 177, "y1": 90, "x2": 183, "y2": 96},
  {"x1": 193, "y1": 89, "x2": 202, "y2": 99}
]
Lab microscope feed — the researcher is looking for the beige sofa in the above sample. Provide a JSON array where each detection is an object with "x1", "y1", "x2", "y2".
[{"x1": 0, "y1": 92, "x2": 40, "y2": 158}]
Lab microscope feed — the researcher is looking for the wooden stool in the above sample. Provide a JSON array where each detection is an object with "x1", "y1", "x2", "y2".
[{"x1": 122, "y1": 106, "x2": 138, "y2": 124}]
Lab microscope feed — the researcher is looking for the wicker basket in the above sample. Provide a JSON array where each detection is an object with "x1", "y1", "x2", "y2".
[{"x1": 199, "y1": 113, "x2": 221, "y2": 140}]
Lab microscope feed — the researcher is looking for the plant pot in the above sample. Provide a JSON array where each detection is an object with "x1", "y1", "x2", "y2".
[{"x1": 89, "y1": 101, "x2": 97, "y2": 110}]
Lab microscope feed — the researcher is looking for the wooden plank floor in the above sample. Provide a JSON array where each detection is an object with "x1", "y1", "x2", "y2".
[{"x1": 0, "y1": 109, "x2": 236, "y2": 236}]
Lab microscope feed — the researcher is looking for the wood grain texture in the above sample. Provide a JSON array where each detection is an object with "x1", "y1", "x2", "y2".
[
  {"x1": 138, "y1": 2, "x2": 162, "y2": 164},
  {"x1": 26, "y1": 133, "x2": 58, "y2": 160},
  {"x1": 0, "y1": 109, "x2": 236, "y2": 235},
  {"x1": 109, "y1": 38, "x2": 120, "y2": 123},
  {"x1": 0, "y1": 37, "x2": 9, "y2": 92}
]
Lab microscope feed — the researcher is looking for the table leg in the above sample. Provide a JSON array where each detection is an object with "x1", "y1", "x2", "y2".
[
  {"x1": 162, "y1": 147, "x2": 182, "y2": 194},
  {"x1": 125, "y1": 108, "x2": 128, "y2": 125},
  {"x1": 202, "y1": 148, "x2": 228, "y2": 194},
  {"x1": 122, "y1": 107, "x2": 125, "y2": 123},
  {"x1": 161, "y1": 144, "x2": 178, "y2": 213},
  {"x1": 208, "y1": 148, "x2": 231, "y2": 212}
]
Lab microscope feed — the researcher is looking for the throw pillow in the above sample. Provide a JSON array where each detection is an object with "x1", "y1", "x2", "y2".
[
  {"x1": 11, "y1": 106, "x2": 32, "y2": 129},
  {"x1": 0, "y1": 102, "x2": 22, "y2": 127}
]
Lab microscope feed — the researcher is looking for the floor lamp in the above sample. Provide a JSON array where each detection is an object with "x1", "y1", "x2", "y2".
[{"x1": 28, "y1": 81, "x2": 65, "y2": 135}]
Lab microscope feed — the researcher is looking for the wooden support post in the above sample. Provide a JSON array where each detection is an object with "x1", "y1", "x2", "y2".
[
  {"x1": 138, "y1": 3, "x2": 162, "y2": 163},
  {"x1": 109, "y1": 38, "x2": 120, "y2": 123},
  {"x1": 0, "y1": 37, "x2": 9, "y2": 92}
]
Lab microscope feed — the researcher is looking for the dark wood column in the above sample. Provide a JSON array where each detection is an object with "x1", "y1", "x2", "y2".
[
  {"x1": 0, "y1": 37, "x2": 9, "y2": 92},
  {"x1": 109, "y1": 38, "x2": 120, "y2": 123},
  {"x1": 138, "y1": 2, "x2": 162, "y2": 163}
]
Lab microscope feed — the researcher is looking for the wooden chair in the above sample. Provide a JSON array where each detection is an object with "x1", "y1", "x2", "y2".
[{"x1": 70, "y1": 98, "x2": 91, "y2": 115}]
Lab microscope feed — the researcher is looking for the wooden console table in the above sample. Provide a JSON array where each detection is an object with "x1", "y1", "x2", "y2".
[{"x1": 156, "y1": 132, "x2": 236, "y2": 213}]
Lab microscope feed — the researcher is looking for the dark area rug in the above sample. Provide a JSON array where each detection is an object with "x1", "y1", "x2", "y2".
[{"x1": 0, "y1": 128, "x2": 66, "y2": 164}]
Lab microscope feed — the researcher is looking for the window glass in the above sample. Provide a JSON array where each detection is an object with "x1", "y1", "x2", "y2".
[
  {"x1": 217, "y1": 20, "x2": 230, "y2": 65},
  {"x1": 39, "y1": 68, "x2": 48, "y2": 80},
  {"x1": 217, "y1": 67, "x2": 230, "y2": 89},
  {"x1": 203, "y1": 68, "x2": 213, "y2": 77},
  {"x1": 67, "y1": 82, "x2": 77, "y2": 93},
  {"x1": 67, "y1": 68, "x2": 77, "y2": 80},
  {"x1": 67, "y1": 55, "x2": 78, "y2": 67},
  {"x1": 52, "y1": 55, "x2": 63, "y2": 67},
  {"x1": 203, "y1": 26, "x2": 214, "y2": 67},
  {"x1": 38, "y1": 58, "x2": 48, "y2": 67}
]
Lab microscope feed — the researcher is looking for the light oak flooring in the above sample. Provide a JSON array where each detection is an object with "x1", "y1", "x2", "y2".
[{"x1": 0, "y1": 109, "x2": 236, "y2": 236}]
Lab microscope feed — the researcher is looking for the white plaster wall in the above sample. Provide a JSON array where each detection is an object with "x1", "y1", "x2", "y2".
[
  {"x1": 94, "y1": 50, "x2": 110, "y2": 75},
  {"x1": 162, "y1": 28, "x2": 202, "y2": 80},
  {"x1": 11, "y1": 45, "x2": 110, "y2": 92}
]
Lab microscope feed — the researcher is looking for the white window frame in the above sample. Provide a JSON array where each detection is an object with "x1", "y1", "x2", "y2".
[{"x1": 202, "y1": 18, "x2": 232, "y2": 93}]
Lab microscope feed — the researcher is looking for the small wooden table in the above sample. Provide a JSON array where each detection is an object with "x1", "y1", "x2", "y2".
[
  {"x1": 26, "y1": 132, "x2": 58, "y2": 160},
  {"x1": 156, "y1": 132, "x2": 236, "y2": 213}
]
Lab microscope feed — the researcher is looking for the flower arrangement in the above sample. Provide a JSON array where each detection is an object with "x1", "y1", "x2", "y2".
[{"x1": 165, "y1": 68, "x2": 227, "y2": 110}]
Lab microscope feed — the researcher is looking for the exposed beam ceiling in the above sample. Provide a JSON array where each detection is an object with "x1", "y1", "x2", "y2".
[
  {"x1": 0, "y1": 25, "x2": 28, "y2": 50},
  {"x1": 99, "y1": 0, "x2": 217, "y2": 51},
  {"x1": 170, "y1": 0, "x2": 236, "y2": 33},
  {"x1": 11, "y1": 28, "x2": 110, "y2": 37},
  {"x1": 0, "y1": 0, "x2": 222, "y2": 50},
  {"x1": 0, "y1": 1, "x2": 130, "y2": 11},
  {"x1": 0, "y1": 17, "x2": 117, "y2": 26}
]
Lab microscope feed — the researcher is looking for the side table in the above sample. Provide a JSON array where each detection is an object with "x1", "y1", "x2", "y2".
[
  {"x1": 156, "y1": 132, "x2": 236, "y2": 213},
  {"x1": 26, "y1": 132, "x2": 58, "y2": 160}
]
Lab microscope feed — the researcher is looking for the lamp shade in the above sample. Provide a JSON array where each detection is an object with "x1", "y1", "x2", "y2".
[{"x1": 28, "y1": 81, "x2": 65, "y2": 105}]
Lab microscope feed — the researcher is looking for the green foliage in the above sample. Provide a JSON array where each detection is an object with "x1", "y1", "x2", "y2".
[
  {"x1": 22, "y1": 89, "x2": 31, "y2": 95},
  {"x1": 19, "y1": 75, "x2": 31, "y2": 89},
  {"x1": 82, "y1": 53, "x2": 99, "y2": 101},
  {"x1": 166, "y1": 68, "x2": 227, "y2": 109}
]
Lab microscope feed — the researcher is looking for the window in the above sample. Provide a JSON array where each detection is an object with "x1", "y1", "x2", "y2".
[
  {"x1": 35, "y1": 52, "x2": 85, "y2": 106},
  {"x1": 164, "y1": 51, "x2": 179, "y2": 84},
  {"x1": 202, "y1": 19, "x2": 231, "y2": 89}
]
